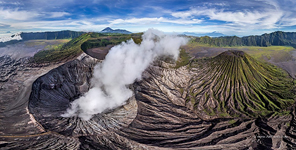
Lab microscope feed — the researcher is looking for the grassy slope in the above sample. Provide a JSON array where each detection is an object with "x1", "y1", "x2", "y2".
[
  {"x1": 178, "y1": 41, "x2": 296, "y2": 118},
  {"x1": 81, "y1": 33, "x2": 142, "y2": 51},
  {"x1": 31, "y1": 33, "x2": 142, "y2": 64},
  {"x1": 226, "y1": 46, "x2": 295, "y2": 62},
  {"x1": 24, "y1": 39, "x2": 71, "y2": 47},
  {"x1": 186, "y1": 50, "x2": 295, "y2": 118},
  {"x1": 32, "y1": 33, "x2": 91, "y2": 63},
  {"x1": 175, "y1": 49, "x2": 191, "y2": 68},
  {"x1": 186, "y1": 39, "x2": 296, "y2": 62}
]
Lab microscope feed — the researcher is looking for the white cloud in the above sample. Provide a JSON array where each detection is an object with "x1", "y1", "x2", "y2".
[
  {"x1": 1, "y1": 0, "x2": 295, "y2": 36},
  {"x1": 203, "y1": 2, "x2": 228, "y2": 7},
  {"x1": 281, "y1": 18, "x2": 296, "y2": 27},
  {"x1": 171, "y1": 3, "x2": 284, "y2": 30},
  {"x1": 0, "y1": 1, "x2": 22, "y2": 5},
  {"x1": 48, "y1": 12, "x2": 70, "y2": 18},
  {"x1": 110, "y1": 17, "x2": 202, "y2": 25},
  {"x1": 207, "y1": 9, "x2": 282, "y2": 28},
  {"x1": 0, "y1": 8, "x2": 71, "y2": 22},
  {"x1": 0, "y1": 23, "x2": 9, "y2": 28},
  {"x1": 172, "y1": 9, "x2": 203, "y2": 19},
  {"x1": 9, "y1": 19, "x2": 108, "y2": 31},
  {"x1": 0, "y1": 8, "x2": 40, "y2": 20}
]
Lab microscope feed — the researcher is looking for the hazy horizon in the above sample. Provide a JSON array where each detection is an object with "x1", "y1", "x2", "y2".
[{"x1": 0, "y1": 0, "x2": 296, "y2": 37}]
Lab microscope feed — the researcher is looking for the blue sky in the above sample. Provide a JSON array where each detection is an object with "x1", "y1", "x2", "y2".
[{"x1": 0, "y1": 0, "x2": 296, "y2": 37}]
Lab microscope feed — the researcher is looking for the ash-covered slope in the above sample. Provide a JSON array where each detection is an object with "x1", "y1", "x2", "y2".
[
  {"x1": 2, "y1": 51, "x2": 296, "y2": 149},
  {"x1": 187, "y1": 50, "x2": 295, "y2": 118},
  {"x1": 28, "y1": 56, "x2": 137, "y2": 137}
]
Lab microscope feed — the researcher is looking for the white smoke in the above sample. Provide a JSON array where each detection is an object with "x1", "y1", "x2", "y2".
[
  {"x1": 61, "y1": 29, "x2": 188, "y2": 120},
  {"x1": 0, "y1": 32, "x2": 22, "y2": 43}
]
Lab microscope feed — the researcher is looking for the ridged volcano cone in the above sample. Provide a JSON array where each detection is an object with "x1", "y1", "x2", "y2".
[{"x1": 188, "y1": 50, "x2": 295, "y2": 118}]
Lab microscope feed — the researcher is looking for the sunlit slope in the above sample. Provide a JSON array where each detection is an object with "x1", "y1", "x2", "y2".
[
  {"x1": 32, "y1": 33, "x2": 91, "y2": 63},
  {"x1": 32, "y1": 32, "x2": 142, "y2": 63},
  {"x1": 188, "y1": 50, "x2": 295, "y2": 118}
]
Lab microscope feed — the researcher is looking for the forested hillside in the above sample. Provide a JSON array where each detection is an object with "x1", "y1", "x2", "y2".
[
  {"x1": 193, "y1": 31, "x2": 296, "y2": 47},
  {"x1": 31, "y1": 32, "x2": 142, "y2": 63},
  {"x1": 20, "y1": 30, "x2": 85, "y2": 40}
]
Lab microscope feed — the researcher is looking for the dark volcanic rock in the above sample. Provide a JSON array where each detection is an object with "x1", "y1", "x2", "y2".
[
  {"x1": 28, "y1": 56, "x2": 137, "y2": 137},
  {"x1": 29, "y1": 59, "x2": 93, "y2": 116},
  {"x1": 28, "y1": 59, "x2": 94, "y2": 136},
  {"x1": 0, "y1": 55, "x2": 28, "y2": 82}
]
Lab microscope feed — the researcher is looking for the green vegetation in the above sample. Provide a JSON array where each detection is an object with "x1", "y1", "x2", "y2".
[
  {"x1": 193, "y1": 36, "x2": 243, "y2": 47},
  {"x1": 32, "y1": 33, "x2": 91, "y2": 63},
  {"x1": 228, "y1": 119, "x2": 237, "y2": 125},
  {"x1": 81, "y1": 32, "x2": 142, "y2": 51},
  {"x1": 186, "y1": 50, "x2": 296, "y2": 118},
  {"x1": 219, "y1": 113, "x2": 229, "y2": 117},
  {"x1": 24, "y1": 39, "x2": 71, "y2": 48},
  {"x1": 229, "y1": 46, "x2": 295, "y2": 61},
  {"x1": 191, "y1": 31, "x2": 296, "y2": 48},
  {"x1": 43, "y1": 41, "x2": 70, "y2": 50},
  {"x1": 186, "y1": 37, "x2": 296, "y2": 63},
  {"x1": 21, "y1": 30, "x2": 85, "y2": 41},
  {"x1": 31, "y1": 32, "x2": 143, "y2": 63},
  {"x1": 175, "y1": 49, "x2": 191, "y2": 68},
  {"x1": 81, "y1": 38, "x2": 113, "y2": 50},
  {"x1": 25, "y1": 40, "x2": 47, "y2": 47}
]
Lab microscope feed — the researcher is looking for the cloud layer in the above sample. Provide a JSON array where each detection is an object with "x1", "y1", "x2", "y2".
[
  {"x1": 62, "y1": 29, "x2": 188, "y2": 120},
  {"x1": 0, "y1": 0, "x2": 296, "y2": 36}
]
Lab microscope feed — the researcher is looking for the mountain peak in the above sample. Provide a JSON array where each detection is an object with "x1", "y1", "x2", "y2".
[
  {"x1": 100, "y1": 27, "x2": 132, "y2": 34},
  {"x1": 188, "y1": 50, "x2": 295, "y2": 118},
  {"x1": 101, "y1": 27, "x2": 113, "y2": 32}
]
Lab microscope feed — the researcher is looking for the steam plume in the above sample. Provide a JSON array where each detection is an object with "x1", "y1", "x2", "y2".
[{"x1": 62, "y1": 29, "x2": 188, "y2": 120}]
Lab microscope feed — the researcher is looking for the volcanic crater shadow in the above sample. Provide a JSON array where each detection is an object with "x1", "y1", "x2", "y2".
[{"x1": 28, "y1": 56, "x2": 137, "y2": 136}]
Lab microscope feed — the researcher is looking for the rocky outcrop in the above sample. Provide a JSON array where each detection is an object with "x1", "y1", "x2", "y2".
[
  {"x1": 114, "y1": 60, "x2": 294, "y2": 149},
  {"x1": 0, "y1": 55, "x2": 28, "y2": 82}
]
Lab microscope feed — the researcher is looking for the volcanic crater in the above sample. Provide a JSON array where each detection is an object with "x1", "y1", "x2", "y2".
[{"x1": 23, "y1": 50, "x2": 296, "y2": 149}]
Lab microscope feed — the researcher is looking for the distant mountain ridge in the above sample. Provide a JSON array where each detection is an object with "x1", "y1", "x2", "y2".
[
  {"x1": 183, "y1": 31, "x2": 226, "y2": 37},
  {"x1": 193, "y1": 31, "x2": 296, "y2": 48},
  {"x1": 20, "y1": 30, "x2": 85, "y2": 41},
  {"x1": 0, "y1": 28, "x2": 132, "y2": 48},
  {"x1": 0, "y1": 30, "x2": 85, "y2": 47},
  {"x1": 2, "y1": 30, "x2": 296, "y2": 49},
  {"x1": 100, "y1": 27, "x2": 132, "y2": 34}
]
